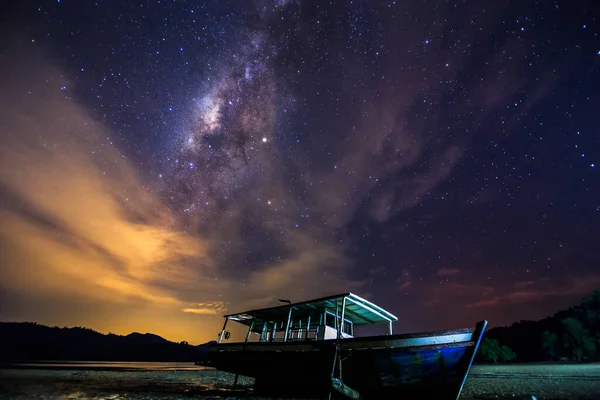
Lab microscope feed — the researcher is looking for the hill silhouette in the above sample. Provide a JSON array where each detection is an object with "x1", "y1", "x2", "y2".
[
  {"x1": 4, "y1": 291, "x2": 599, "y2": 364},
  {"x1": 478, "y1": 289, "x2": 600, "y2": 363},
  {"x1": 0, "y1": 322, "x2": 207, "y2": 362}
]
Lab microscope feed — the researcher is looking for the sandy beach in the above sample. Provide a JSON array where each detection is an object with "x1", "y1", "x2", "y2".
[
  {"x1": 1, "y1": 362, "x2": 599, "y2": 399},
  {"x1": 464, "y1": 364, "x2": 600, "y2": 400}
]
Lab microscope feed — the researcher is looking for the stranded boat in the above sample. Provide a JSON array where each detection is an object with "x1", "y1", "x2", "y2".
[{"x1": 195, "y1": 292, "x2": 487, "y2": 399}]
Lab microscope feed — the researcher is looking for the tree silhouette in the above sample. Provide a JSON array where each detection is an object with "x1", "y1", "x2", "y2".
[
  {"x1": 541, "y1": 330, "x2": 559, "y2": 360},
  {"x1": 580, "y1": 290, "x2": 600, "y2": 332},
  {"x1": 478, "y1": 338, "x2": 516, "y2": 363},
  {"x1": 561, "y1": 317, "x2": 596, "y2": 361}
]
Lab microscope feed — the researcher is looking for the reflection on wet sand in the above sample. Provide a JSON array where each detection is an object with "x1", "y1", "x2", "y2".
[
  {"x1": 2, "y1": 361, "x2": 206, "y2": 371},
  {"x1": 0, "y1": 366, "x2": 255, "y2": 399},
  {"x1": 1, "y1": 362, "x2": 600, "y2": 399}
]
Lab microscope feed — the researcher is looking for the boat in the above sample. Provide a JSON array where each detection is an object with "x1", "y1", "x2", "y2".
[{"x1": 195, "y1": 292, "x2": 487, "y2": 399}]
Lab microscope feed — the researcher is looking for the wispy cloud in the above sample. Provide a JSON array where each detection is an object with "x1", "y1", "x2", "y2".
[
  {"x1": 436, "y1": 268, "x2": 461, "y2": 277},
  {"x1": 183, "y1": 302, "x2": 228, "y2": 315},
  {"x1": 0, "y1": 50, "x2": 364, "y2": 343},
  {"x1": 0, "y1": 0, "x2": 573, "y2": 343},
  {"x1": 465, "y1": 275, "x2": 600, "y2": 309},
  {"x1": 0, "y1": 53, "x2": 223, "y2": 342}
]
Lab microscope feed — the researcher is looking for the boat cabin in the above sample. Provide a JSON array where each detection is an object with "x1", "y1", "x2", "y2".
[{"x1": 218, "y1": 292, "x2": 398, "y2": 343}]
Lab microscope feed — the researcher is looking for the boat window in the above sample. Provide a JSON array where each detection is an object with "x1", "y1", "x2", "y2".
[
  {"x1": 325, "y1": 313, "x2": 352, "y2": 335},
  {"x1": 343, "y1": 321, "x2": 352, "y2": 335}
]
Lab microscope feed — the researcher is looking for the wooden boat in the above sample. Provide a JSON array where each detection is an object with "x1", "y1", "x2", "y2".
[{"x1": 195, "y1": 293, "x2": 487, "y2": 399}]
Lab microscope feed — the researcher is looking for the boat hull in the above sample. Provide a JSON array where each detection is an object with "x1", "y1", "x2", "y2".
[{"x1": 196, "y1": 320, "x2": 487, "y2": 399}]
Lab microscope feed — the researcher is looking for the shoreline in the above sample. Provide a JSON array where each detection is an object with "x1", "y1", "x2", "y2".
[
  {"x1": 0, "y1": 361, "x2": 205, "y2": 372},
  {"x1": 1, "y1": 362, "x2": 599, "y2": 399},
  {"x1": 1, "y1": 359, "x2": 593, "y2": 368}
]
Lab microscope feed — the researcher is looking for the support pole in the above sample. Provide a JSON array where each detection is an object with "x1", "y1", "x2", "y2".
[
  {"x1": 335, "y1": 300, "x2": 339, "y2": 331},
  {"x1": 235, "y1": 319, "x2": 255, "y2": 390},
  {"x1": 339, "y1": 297, "x2": 346, "y2": 339},
  {"x1": 331, "y1": 297, "x2": 346, "y2": 374},
  {"x1": 260, "y1": 321, "x2": 268, "y2": 342},
  {"x1": 218, "y1": 317, "x2": 229, "y2": 343},
  {"x1": 283, "y1": 306, "x2": 293, "y2": 342},
  {"x1": 388, "y1": 320, "x2": 393, "y2": 335},
  {"x1": 245, "y1": 320, "x2": 255, "y2": 342},
  {"x1": 307, "y1": 315, "x2": 312, "y2": 339},
  {"x1": 329, "y1": 297, "x2": 346, "y2": 400},
  {"x1": 271, "y1": 322, "x2": 277, "y2": 342}
]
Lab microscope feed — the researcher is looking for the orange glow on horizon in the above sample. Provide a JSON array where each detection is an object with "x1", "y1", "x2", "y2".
[{"x1": 0, "y1": 52, "x2": 362, "y2": 344}]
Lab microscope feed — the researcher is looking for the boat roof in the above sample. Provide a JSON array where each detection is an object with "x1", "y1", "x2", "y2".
[{"x1": 224, "y1": 292, "x2": 398, "y2": 327}]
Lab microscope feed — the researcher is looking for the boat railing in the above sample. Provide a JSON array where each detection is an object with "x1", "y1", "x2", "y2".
[
  {"x1": 287, "y1": 327, "x2": 319, "y2": 341},
  {"x1": 261, "y1": 327, "x2": 321, "y2": 342},
  {"x1": 265, "y1": 326, "x2": 354, "y2": 342}
]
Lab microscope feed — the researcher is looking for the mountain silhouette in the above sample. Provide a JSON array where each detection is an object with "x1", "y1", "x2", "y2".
[{"x1": 0, "y1": 322, "x2": 206, "y2": 362}]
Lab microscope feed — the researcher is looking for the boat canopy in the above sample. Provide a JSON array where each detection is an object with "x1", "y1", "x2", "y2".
[{"x1": 225, "y1": 292, "x2": 398, "y2": 328}]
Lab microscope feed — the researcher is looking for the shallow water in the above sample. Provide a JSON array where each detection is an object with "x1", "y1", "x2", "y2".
[{"x1": 1, "y1": 361, "x2": 206, "y2": 371}]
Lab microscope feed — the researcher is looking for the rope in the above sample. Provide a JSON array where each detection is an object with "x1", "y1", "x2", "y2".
[{"x1": 338, "y1": 353, "x2": 343, "y2": 382}]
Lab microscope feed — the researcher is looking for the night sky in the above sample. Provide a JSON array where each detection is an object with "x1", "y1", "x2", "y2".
[{"x1": 0, "y1": 0, "x2": 599, "y2": 344}]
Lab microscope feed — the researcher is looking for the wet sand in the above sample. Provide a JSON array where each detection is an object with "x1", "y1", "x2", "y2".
[
  {"x1": 463, "y1": 363, "x2": 600, "y2": 400},
  {"x1": 0, "y1": 364, "x2": 255, "y2": 400},
  {"x1": 1, "y1": 362, "x2": 599, "y2": 399}
]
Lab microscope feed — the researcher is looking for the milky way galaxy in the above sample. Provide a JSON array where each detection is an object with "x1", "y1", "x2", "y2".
[
  {"x1": 0, "y1": 0, "x2": 599, "y2": 343},
  {"x1": 164, "y1": 24, "x2": 280, "y2": 227}
]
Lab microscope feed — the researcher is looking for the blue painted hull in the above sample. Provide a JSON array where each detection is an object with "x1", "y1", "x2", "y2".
[
  {"x1": 197, "y1": 320, "x2": 487, "y2": 399},
  {"x1": 339, "y1": 341, "x2": 475, "y2": 398}
]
